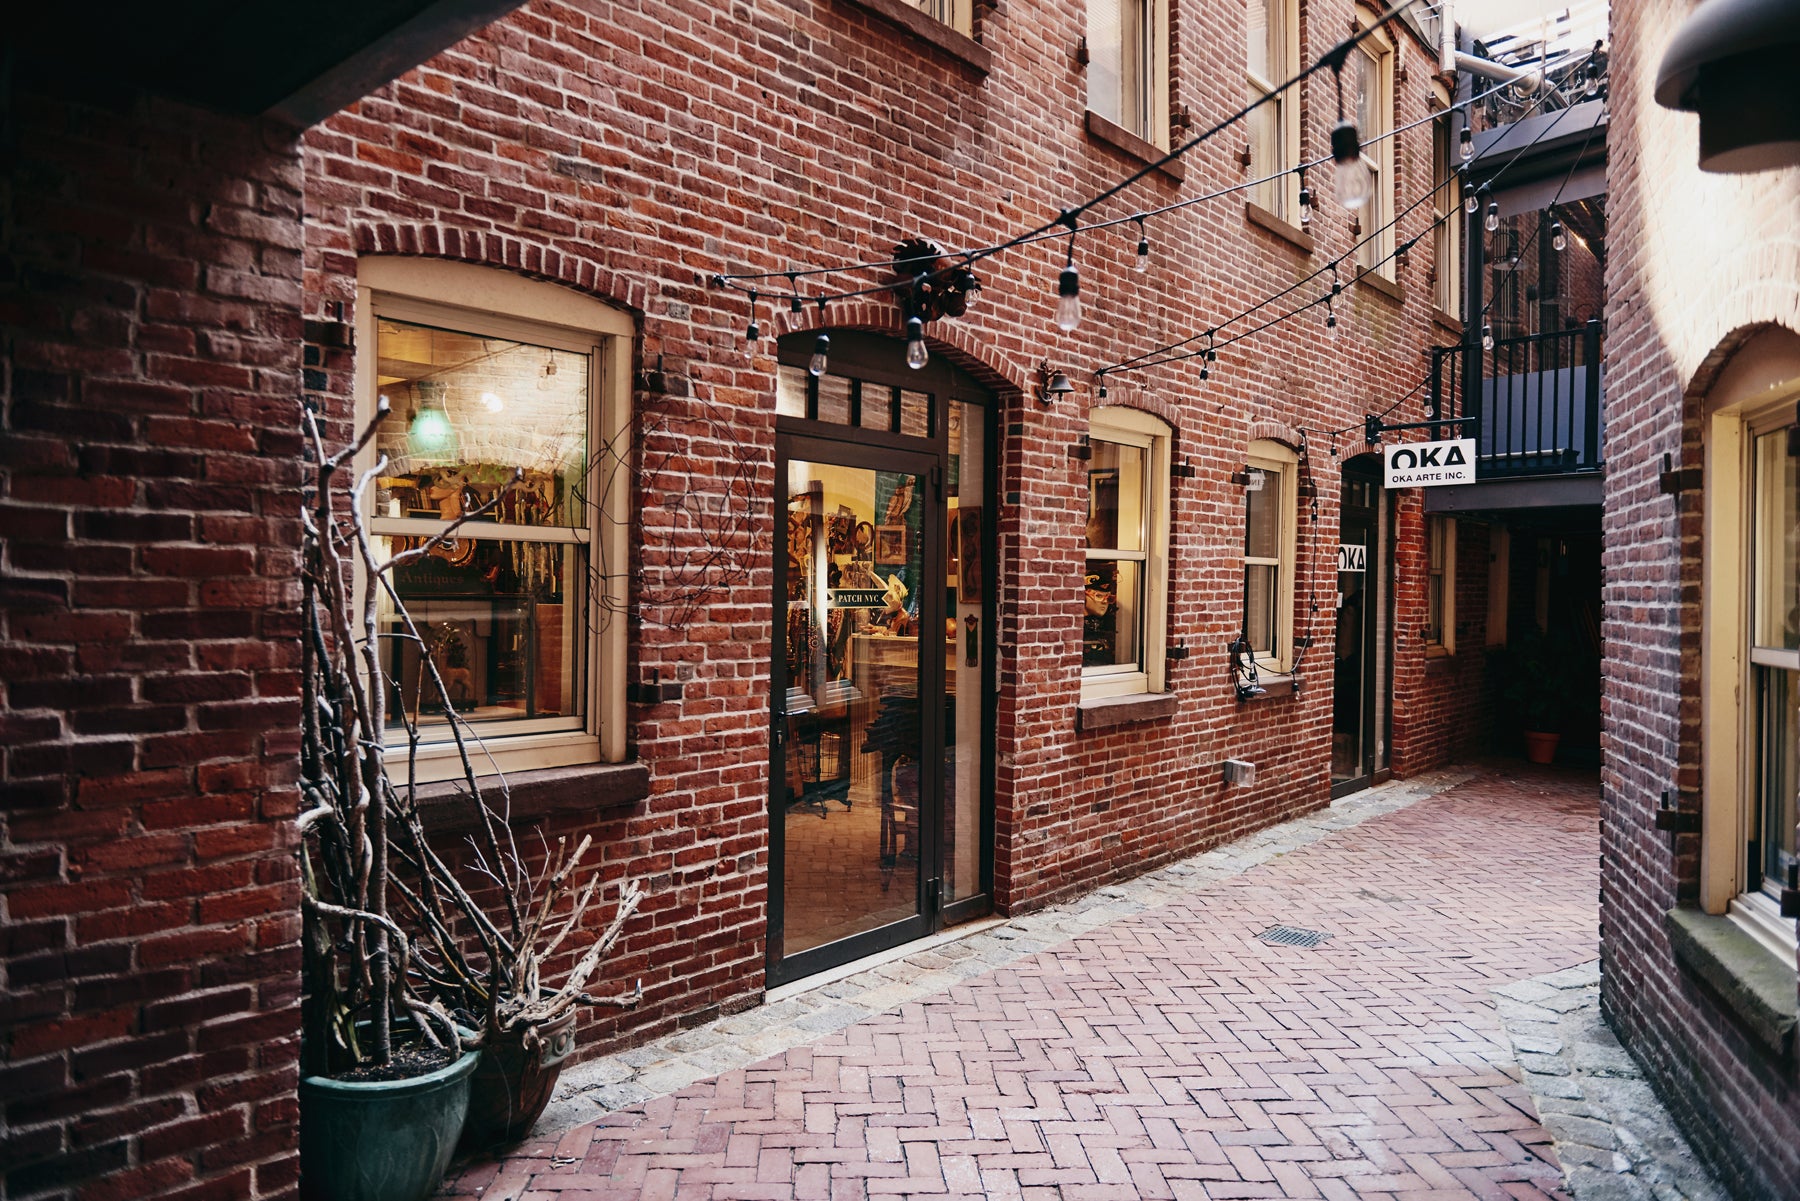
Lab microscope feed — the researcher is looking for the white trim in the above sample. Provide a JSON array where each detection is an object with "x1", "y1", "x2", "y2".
[
  {"x1": 1082, "y1": 406, "x2": 1171, "y2": 701},
  {"x1": 1728, "y1": 893, "x2": 1800, "y2": 965},
  {"x1": 1246, "y1": 439, "x2": 1298, "y2": 673},
  {"x1": 354, "y1": 257, "x2": 634, "y2": 780}
]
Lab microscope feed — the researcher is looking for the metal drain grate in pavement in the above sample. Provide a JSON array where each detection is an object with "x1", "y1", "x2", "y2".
[{"x1": 1257, "y1": 925, "x2": 1332, "y2": 948}]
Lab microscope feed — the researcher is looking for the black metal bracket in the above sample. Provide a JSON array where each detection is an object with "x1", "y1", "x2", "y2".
[
  {"x1": 1659, "y1": 452, "x2": 1700, "y2": 495},
  {"x1": 1654, "y1": 789, "x2": 1702, "y2": 833},
  {"x1": 1068, "y1": 435, "x2": 1092, "y2": 461},
  {"x1": 628, "y1": 675, "x2": 683, "y2": 705},
  {"x1": 1171, "y1": 455, "x2": 1196, "y2": 479},
  {"x1": 1166, "y1": 639, "x2": 1189, "y2": 661}
]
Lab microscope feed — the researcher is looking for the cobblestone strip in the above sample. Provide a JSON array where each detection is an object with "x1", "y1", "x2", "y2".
[
  {"x1": 545, "y1": 768, "x2": 1477, "y2": 1135},
  {"x1": 1495, "y1": 964, "x2": 1728, "y2": 1201}
]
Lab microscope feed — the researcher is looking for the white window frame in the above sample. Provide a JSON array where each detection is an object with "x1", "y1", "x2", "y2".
[
  {"x1": 355, "y1": 258, "x2": 633, "y2": 783},
  {"x1": 1698, "y1": 330, "x2": 1800, "y2": 963},
  {"x1": 1425, "y1": 515, "x2": 1456, "y2": 653},
  {"x1": 1087, "y1": 0, "x2": 1172, "y2": 150},
  {"x1": 1244, "y1": 439, "x2": 1298, "y2": 674},
  {"x1": 1432, "y1": 94, "x2": 1463, "y2": 317},
  {"x1": 1353, "y1": 18, "x2": 1396, "y2": 280},
  {"x1": 907, "y1": 0, "x2": 972, "y2": 34},
  {"x1": 1245, "y1": 0, "x2": 1301, "y2": 222},
  {"x1": 1082, "y1": 407, "x2": 1172, "y2": 701}
]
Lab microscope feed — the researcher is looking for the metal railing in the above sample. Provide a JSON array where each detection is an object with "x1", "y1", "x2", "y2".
[{"x1": 1429, "y1": 319, "x2": 1603, "y2": 477}]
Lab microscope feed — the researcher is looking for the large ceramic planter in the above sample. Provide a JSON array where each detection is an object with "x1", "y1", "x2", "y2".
[
  {"x1": 299, "y1": 1041, "x2": 479, "y2": 1201},
  {"x1": 460, "y1": 1008, "x2": 579, "y2": 1149},
  {"x1": 1522, "y1": 730, "x2": 1561, "y2": 765}
]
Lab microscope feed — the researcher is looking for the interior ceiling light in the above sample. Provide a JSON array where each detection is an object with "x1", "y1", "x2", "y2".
[{"x1": 1654, "y1": 0, "x2": 1800, "y2": 173}]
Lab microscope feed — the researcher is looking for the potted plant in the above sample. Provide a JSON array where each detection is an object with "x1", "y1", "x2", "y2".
[
  {"x1": 297, "y1": 404, "x2": 643, "y2": 1198},
  {"x1": 1498, "y1": 625, "x2": 1577, "y2": 764}
]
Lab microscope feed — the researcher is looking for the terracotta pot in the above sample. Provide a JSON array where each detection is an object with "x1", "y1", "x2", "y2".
[
  {"x1": 1522, "y1": 730, "x2": 1560, "y2": 765},
  {"x1": 459, "y1": 1007, "x2": 579, "y2": 1149}
]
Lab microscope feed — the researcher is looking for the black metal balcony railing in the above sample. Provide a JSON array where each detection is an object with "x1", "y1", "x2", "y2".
[{"x1": 1429, "y1": 319, "x2": 1603, "y2": 477}]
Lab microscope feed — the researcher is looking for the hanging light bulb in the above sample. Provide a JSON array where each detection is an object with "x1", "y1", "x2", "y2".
[
  {"x1": 746, "y1": 291, "x2": 760, "y2": 343},
  {"x1": 1134, "y1": 221, "x2": 1150, "y2": 274},
  {"x1": 1055, "y1": 255, "x2": 1081, "y2": 332},
  {"x1": 1459, "y1": 125, "x2": 1473, "y2": 161},
  {"x1": 1097, "y1": 372, "x2": 1108, "y2": 399},
  {"x1": 1583, "y1": 53, "x2": 1602, "y2": 97},
  {"x1": 1485, "y1": 200, "x2": 1500, "y2": 233},
  {"x1": 481, "y1": 391, "x2": 505, "y2": 413},
  {"x1": 1330, "y1": 119, "x2": 1373, "y2": 209},
  {"x1": 1326, "y1": 310, "x2": 1339, "y2": 335},
  {"x1": 809, "y1": 333, "x2": 830, "y2": 377},
  {"x1": 407, "y1": 380, "x2": 458, "y2": 459},
  {"x1": 1298, "y1": 184, "x2": 1314, "y2": 226},
  {"x1": 1465, "y1": 188, "x2": 1479, "y2": 215},
  {"x1": 1551, "y1": 219, "x2": 1567, "y2": 252},
  {"x1": 904, "y1": 316, "x2": 928, "y2": 370},
  {"x1": 1481, "y1": 323, "x2": 1495, "y2": 351}
]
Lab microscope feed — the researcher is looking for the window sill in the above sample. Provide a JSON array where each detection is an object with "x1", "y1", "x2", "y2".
[
  {"x1": 415, "y1": 760, "x2": 651, "y2": 836},
  {"x1": 1244, "y1": 202, "x2": 1314, "y2": 254},
  {"x1": 1084, "y1": 111, "x2": 1184, "y2": 183},
  {"x1": 1665, "y1": 905, "x2": 1798, "y2": 1058},
  {"x1": 1355, "y1": 266, "x2": 1405, "y2": 304},
  {"x1": 838, "y1": 0, "x2": 991, "y2": 74},
  {"x1": 1243, "y1": 671, "x2": 1296, "y2": 701},
  {"x1": 1432, "y1": 307, "x2": 1462, "y2": 336},
  {"x1": 1077, "y1": 690, "x2": 1178, "y2": 731}
]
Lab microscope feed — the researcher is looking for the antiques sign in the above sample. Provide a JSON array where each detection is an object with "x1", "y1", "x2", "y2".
[{"x1": 1384, "y1": 438, "x2": 1476, "y2": 488}]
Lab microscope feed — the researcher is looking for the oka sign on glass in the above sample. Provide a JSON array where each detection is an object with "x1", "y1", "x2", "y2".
[{"x1": 1383, "y1": 438, "x2": 1476, "y2": 488}]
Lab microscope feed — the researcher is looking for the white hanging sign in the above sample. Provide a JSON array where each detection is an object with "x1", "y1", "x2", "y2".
[
  {"x1": 1337, "y1": 544, "x2": 1367, "y2": 573},
  {"x1": 1384, "y1": 438, "x2": 1477, "y2": 488}
]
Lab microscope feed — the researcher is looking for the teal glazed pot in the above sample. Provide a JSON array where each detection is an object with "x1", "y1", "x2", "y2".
[{"x1": 299, "y1": 1041, "x2": 479, "y2": 1201}]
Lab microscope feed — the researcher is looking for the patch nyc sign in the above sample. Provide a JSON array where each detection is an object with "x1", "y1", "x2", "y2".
[{"x1": 1383, "y1": 438, "x2": 1476, "y2": 488}]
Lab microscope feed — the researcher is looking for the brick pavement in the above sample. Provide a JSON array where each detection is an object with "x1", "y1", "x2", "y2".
[{"x1": 445, "y1": 764, "x2": 1601, "y2": 1200}]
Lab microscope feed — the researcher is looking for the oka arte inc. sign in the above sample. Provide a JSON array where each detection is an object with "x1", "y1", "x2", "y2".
[{"x1": 1383, "y1": 438, "x2": 1476, "y2": 488}]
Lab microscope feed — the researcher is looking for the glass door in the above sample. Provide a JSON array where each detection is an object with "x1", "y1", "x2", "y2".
[
  {"x1": 1332, "y1": 463, "x2": 1380, "y2": 794},
  {"x1": 771, "y1": 438, "x2": 941, "y2": 983}
]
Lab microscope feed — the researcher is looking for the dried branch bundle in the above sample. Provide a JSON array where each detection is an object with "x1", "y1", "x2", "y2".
[{"x1": 299, "y1": 401, "x2": 642, "y2": 1077}]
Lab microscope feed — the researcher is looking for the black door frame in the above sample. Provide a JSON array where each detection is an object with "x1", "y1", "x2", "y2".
[
  {"x1": 766, "y1": 332, "x2": 999, "y2": 987},
  {"x1": 1331, "y1": 458, "x2": 1387, "y2": 798}
]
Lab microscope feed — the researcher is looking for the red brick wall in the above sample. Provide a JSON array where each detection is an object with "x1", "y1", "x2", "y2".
[
  {"x1": 1602, "y1": 1, "x2": 1800, "y2": 1196},
  {"x1": 298, "y1": 0, "x2": 1466, "y2": 1056},
  {"x1": 1, "y1": 79, "x2": 305, "y2": 1201},
  {"x1": 1390, "y1": 512, "x2": 1493, "y2": 774}
]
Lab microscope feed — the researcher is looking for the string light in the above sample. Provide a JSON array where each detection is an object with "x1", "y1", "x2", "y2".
[
  {"x1": 1459, "y1": 125, "x2": 1473, "y2": 161},
  {"x1": 1331, "y1": 118, "x2": 1373, "y2": 209},
  {"x1": 1134, "y1": 219, "x2": 1150, "y2": 273},
  {"x1": 809, "y1": 333, "x2": 830, "y2": 377},
  {"x1": 1055, "y1": 236, "x2": 1082, "y2": 332},
  {"x1": 745, "y1": 291, "x2": 760, "y2": 343},
  {"x1": 1481, "y1": 323, "x2": 1495, "y2": 351},
  {"x1": 1485, "y1": 199, "x2": 1500, "y2": 232},
  {"x1": 1465, "y1": 181, "x2": 1480, "y2": 215},
  {"x1": 904, "y1": 317, "x2": 928, "y2": 369},
  {"x1": 1096, "y1": 371, "x2": 1108, "y2": 399},
  {"x1": 1297, "y1": 168, "x2": 1313, "y2": 227},
  {"x1": 1551, "y1": 218, "x2": 1566, "y2": 252},
  {"x1": 1584, "y1": 47, "x2": 1602, "y2": 97}
]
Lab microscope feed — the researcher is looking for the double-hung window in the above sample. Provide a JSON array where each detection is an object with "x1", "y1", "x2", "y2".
[
  {"x1": 1242, "y1": 440, "x2": 1297, "y2": 672},
  {"x1": 1432, "y1": 106, "x2": 1463, "y2": 316},
  {"x1": 1087, "y1": 0, "x2": 1171, "y2": 149},
  {"x1": 1246, "y1": 0, "x2": 1300, "y2": 222},
  {"x1": 1083, "y1": 408, "x2": 1172, "y2": 700},
  {"x1": 1353, "y1": 23, "x2": 1396, "y2": 279},
  {"x1": 1425, "y1": 516, "x2": 1455, "y2": 651},
  {"x1": 356, "y1": 259, "x2": 632, "y2": 783},
  {"x1": 906, "y1": 0, "x2": 971, "y2": 34}
]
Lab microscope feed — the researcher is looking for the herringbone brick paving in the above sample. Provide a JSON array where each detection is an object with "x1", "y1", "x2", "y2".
[{"x1": 445, "y1": 765, "x2": 1598, "y2": 1200}]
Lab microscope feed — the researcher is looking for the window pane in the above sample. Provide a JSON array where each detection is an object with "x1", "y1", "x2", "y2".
[
  {"x1": 859, "y1": 381, "x2": 895, "y2": 431},
  {"x1": 1244, "y1": 468, "x2": 1280, "y2": 558},
  {"x1": 1246, "y1": 0, "x2": 1274, "y2": 80},
  {"x1": 899, "y1": 389, "x2": 931, "y2": 437},
  {"x1": 1083, "y1": 559, "x2": 1142, "y2": 670},
  {"x1": 1087, "y1": 439, "x2": 1145, "y2": 552},
  {"x1": 1426, "y1": 575, "x2": 1444, "y2": 644},
  {"x1": 777, "y1": 365, "x2": 809, "y2": 418},
  {"x1": 1754, "y1": 429, "x2": 1798, "y2": 650},
  {"x1": 1757, "y1": 666, "x2": 1799, "y2": 895},
  {"x1": 1245, "y1": 563, "x2": 1276, "y2": 654},
  {"x1": 816, "y1": 374, "x2": 852, "y2": 425},
  {"x1": 377, "y1": 536, "x2": 584, "y2": 733},
  {"x1": 1088, "y1": 0, "x2": 1124, "y2": 127},
  {"x1": 375, "y1": 317, "x2": 588, "y2": 528}
]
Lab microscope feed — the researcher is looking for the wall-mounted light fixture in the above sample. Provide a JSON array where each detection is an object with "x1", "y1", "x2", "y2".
[
  {"x1": 1037, "y1": 362, "x2": 1076, "y2": 405},
  {"x1": 1655, "y1": 0, "x2": 1800, "y2": 173}
]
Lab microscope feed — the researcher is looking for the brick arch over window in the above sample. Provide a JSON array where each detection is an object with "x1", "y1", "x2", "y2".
[
  {"x1": 773, "y1": 302, "x2": 1024, "y2": 400},
  {"x1": 1246, "y1": 420, "x2": 1303, "y2": 452},
  {"x1": 351, "y1": 222, "x2": 649, "y2": 316}
]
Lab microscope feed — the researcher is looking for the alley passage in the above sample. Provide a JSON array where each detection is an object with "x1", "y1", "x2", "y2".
[{"x1": 447, "y1": 767, "x2": 1599, "y2": 1200}]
